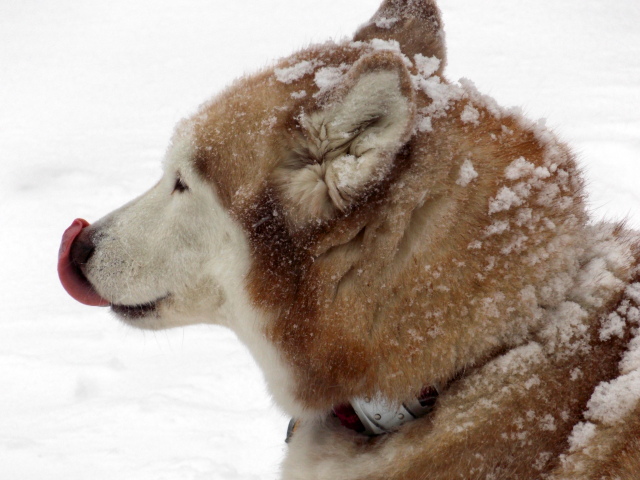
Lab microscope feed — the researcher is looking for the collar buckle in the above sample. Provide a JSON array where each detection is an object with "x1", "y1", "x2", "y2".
[{"x1": 350, "y1": 385, "x2": 439, "y2": 435}]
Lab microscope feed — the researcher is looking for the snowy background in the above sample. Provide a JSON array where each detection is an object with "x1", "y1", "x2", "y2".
[{"x1": 1, "y1": 0, "x2": 639, "y2": 478}]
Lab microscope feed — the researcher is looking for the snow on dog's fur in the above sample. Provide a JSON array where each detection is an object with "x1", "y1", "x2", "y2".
[{"x1": 59, "y1": 1, "x2": 640, "y2": 478}]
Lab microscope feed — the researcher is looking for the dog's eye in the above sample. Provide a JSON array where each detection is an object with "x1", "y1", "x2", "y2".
[{"x1": 173, "y1": 177, "x2": 189, "y2": 193}]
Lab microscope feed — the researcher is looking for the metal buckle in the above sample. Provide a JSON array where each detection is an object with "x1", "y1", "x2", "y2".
[{"x1": 351, "y1": 385, "x2": 440, "y2": 435}]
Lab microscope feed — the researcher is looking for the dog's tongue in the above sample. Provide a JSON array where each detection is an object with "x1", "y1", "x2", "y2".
[{"x1": 58, "y1": 218, "x2": 109, "y2": 307}]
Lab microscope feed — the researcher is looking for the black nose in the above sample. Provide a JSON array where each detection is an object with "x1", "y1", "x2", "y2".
[{"x1": 69, "y1": 229, "x2": 96, "y2": 269}]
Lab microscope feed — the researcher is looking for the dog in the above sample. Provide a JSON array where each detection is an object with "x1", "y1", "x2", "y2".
[{"x1": 58, "y1": 1, "x2": 640, "y2": 478}]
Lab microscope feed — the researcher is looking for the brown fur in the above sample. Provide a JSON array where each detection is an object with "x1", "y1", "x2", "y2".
[
  {"x1": 355, "y1": 0, "x2": 447, "y2": 73},
  {"x1": 187, "y1": 1, "x2": 640, "y2": 478}
]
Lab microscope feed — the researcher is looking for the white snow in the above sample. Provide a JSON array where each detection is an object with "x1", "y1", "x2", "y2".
[
  {"x1": 505, "y1": 157, "x2": 536, "y2": 180},
  {"x1": 414, "y1": 53, "x2": 441, "y2": 78},
  {"x1": 416, "y1": 116, "x2": 433, "y2": 132},
  {"x1": 625, "y1": 282, "x2": 640, "y2": 305},
  {"x1": 568, "y1": 421, "x2": 597, "y2": 451},
  {"x1": 460, "y1": 104, "x2": 480, "y2": 125},
  {"x1": 484, "y1": 220, "x2": 511, "y2": 237},
  {"x1": 456, "y1": 159, "x2": 478, "y2": 187},
  {"x1": 458, "y1": 78, "x2": 503, "y2": 119},
  {"x1": 275, "y1": 60, "x2": 319, "y2": 84},
  {"x1": 314, "y1": 64, "x2": 350, "y2": 96},
  {"x1": 599, "y1": 312, "x2": 626, "y2": 341},
  {"x1": 368, "y1": 38, "x2": 403, "y2": 53},
  {"x1": 2, "y1": 0, "x2": 640, "y2": 479},
  {"x1": 489, "y1": 186, "x2": 523, "y2": 214},
  {"x1": 374, "y1": 17, "x2": 400, "y2": 29},
  {"x1": 585, "y1": 370, "x2": 640, "y2": 425}
]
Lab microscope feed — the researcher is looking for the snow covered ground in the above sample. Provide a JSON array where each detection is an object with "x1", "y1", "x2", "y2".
[{"x1": 1, "y1": 1, "x2": 639, "y2": 478}]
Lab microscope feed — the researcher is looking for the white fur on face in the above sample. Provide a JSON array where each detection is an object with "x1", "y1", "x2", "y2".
[
  {"x1": 83, "y1": 129, "x2": 226, "y2": 327},
  {"x1": 81, "y1": 126, "x2": 249, "y2": 328},
  {"x1": 82, "y1": 127, "x2": 303, "y2": 414}
]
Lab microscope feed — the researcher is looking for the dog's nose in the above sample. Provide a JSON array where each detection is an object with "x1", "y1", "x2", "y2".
[{"x1": 69, "y1": 230, "x2": 96, "y2": 268}]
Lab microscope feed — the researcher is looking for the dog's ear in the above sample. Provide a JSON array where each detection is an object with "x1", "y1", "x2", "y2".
[
  {"x1": 354, "y1": 0, "x2": 446, "y2": 73},
  {"x1": 273, "y1": 51, "x2": 415, "y2": 226}
]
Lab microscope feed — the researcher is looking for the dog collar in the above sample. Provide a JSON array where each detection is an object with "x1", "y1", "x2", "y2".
[
  {"x1": 285, "y1": 386, "x2": 439, "y2": 442},
  {"x1": 333, "y1": 386, "x2": 439, "y2": 435}
]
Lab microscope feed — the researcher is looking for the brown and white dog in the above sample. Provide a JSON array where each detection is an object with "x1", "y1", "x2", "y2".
[{"x1": 58, "y1": 1, "x2": 640, "y2": 478}]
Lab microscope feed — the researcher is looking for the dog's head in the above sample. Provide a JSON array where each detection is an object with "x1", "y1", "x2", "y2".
[
  {"x1": 59, "y1": 0, "x2": 446, "y2": 330},
  {"x1": 59, "y1": 0, "x2": 587, "y2": 409}
]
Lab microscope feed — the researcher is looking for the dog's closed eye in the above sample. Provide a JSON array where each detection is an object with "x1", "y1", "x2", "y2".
[{"x1": 173, "y1": 177, "x2": 189, "y2": 193}]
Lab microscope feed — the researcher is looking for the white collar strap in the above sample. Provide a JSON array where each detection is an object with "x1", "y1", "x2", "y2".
[{"x1": 349, "y1": 385, "x2": 440, "y2": 435}]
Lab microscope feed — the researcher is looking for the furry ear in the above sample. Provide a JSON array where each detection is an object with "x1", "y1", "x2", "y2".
[
  {"x1": 354, "y1": 0, "x2": 446, "y2": 73},
  {"x1": 273, "y1": 52, "x2": 415, "y2": 226}
]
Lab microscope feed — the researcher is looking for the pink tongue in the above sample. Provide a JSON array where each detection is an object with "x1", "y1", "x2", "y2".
[{"x1": 58, "y1": 218, "x2": 109, "y2": 307}]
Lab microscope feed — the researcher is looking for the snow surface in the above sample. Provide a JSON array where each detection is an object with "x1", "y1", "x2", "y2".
[{"x1": 1, "y1": 0, "x2": 639, "y2": 479}]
